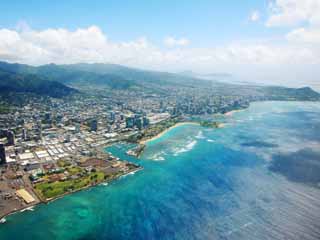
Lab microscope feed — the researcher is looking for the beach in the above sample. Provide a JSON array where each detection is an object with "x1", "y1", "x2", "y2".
[
  {"x1": 224, "y1": 109, "x2": 245, "y2": 116},
  {"x1": 139, "y1": 122, "x2": 199, "y2": 145}
]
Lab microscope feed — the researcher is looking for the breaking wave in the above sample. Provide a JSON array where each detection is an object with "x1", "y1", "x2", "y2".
[
  {"x1": 195, "y1": 130, "x2": 205, "y2": 139},
  {"x1": 173, "y1": 140, "x2": 197, "y2": 156}
]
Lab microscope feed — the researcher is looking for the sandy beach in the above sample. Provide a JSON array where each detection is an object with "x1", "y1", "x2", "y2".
[
  {"x1": 139, "y1": 122, "x2": 199, "y2": 145},
  {"x1": 224, "y1": 109, "x2": 245, "y2": 116}
]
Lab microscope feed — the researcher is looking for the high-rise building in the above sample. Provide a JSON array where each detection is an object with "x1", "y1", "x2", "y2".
[
  {"x1": 7, "y1": 130, "x2": 15, "y2": 145},
  {"x1": 125, "y1": 117, "x2": 134, "y2": 128},
  {"x1": 22, "y1": 128, "x2": 28, "y2": 141},
  {"x1": 44, "y1": 112, "x2": 52, "y2": 124},
  {"x1": 37, "y1": 121, "x2": 42, "y2": 140},
  {"x1": 0, "y1": 130, "x2": 6, "y2": 139},
  {"x1": 135, "y1": 118, "x2": 142, "y2": 130},
  {"x1": 0, "y1": 144, "x2": 6, "y2": 164},
  {"x1": 109, "y1": 111, "x2": 115, "y2": 123},
  {"x1": 75, "y1": 123, "x2": 81, "y2": 133},
  {"x1": 90, "y1": 119, "x2": 98, "y2": 132},
  {"x1": 65, "y1": 134, "x2": 71, "y2": 142},
  {"x1": 143, "y1": 117, "x2": 150, "y2": 128}
]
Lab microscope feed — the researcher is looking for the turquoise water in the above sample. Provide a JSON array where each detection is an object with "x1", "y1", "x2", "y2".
[{"x1": 1, "y1": 101, "x2": 320, "y2": 240}]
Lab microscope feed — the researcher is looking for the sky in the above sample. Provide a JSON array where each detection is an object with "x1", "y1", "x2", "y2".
[{"x1": 0, "y1": 0, "x2": 319, "y2": 89}]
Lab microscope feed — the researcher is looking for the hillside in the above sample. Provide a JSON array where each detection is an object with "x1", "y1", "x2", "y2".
[
  {"x1": 0, "y1": 69, "x2": 77, "y2": 98},
  {"x1": 0, "y1": 61, "x2": 213, "y2": 89},
  {"x1": 259, "y1": 86, "x2": 320, "y2": 101},
  {"x1": 61, "y1": 63, "x2": 213, "y2": 87},
  {"x1": 0, "y1": 61, "x2": 319, "y2": 101}
]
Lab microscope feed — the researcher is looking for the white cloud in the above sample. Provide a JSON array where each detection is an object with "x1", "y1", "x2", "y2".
[
  {"x1": 164, "y1": 37, "x2": 190, "y2": 47},
  {"x1": 250, "y1": 10, "x2": 260, "y2": 22},
  {"x1": 0, "y1": 26, "x2": 317, "y2": 66},
  {"x1": 286, "y1": 27, "x2": 320, "y2": 43},
  {"x1": 0, "y1": 26, "x2": 158, "y2": 65},
  {"x1": 266, "y1": 0, "x2": 320, "y2": 27},
  {"x1": 0, "y1": 25, "x2": 319, "y2": 89},
  {"x1": 266, "y1": 0, "x2": 320, "y2": 45}
]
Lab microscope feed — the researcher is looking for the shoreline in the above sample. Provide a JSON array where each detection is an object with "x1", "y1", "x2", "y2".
[
  {"x1": 42, "y1": 165, "x2": 143, "y2": 204},
  {"x1": 139, "y1": 122, "x2": 200, "y2": 145},
  {"x1": 224, "y1": 109, "x2": 245, "y2": 116},
  {"x1": 0, "y1": 111, "x2": 246, "y2": 222},
  {"x1": 0, "y1": 166, "x2": 143, "y2": 222}
]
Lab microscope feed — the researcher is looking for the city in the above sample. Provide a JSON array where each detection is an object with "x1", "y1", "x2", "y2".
[
  {"x1": 1, "y1": 70, "x2": 318, "y2": 219},
  {"x1": 0, "y1": 77, "x2": 256, "y2": 219},
  {"x1": 1, "y1": 1, "x2": 320, "y2": 239}
]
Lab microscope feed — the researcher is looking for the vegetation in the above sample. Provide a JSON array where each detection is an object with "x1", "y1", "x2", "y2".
[
  {"x1": 1, "y1": 60, "x2": 320, "y2": 101},
  {"x1": 34, "y1": 171, "x2": 106, "y2": 200},
  {"x1": 200, "y1": 121, "x2": 221, "y2": 128},
  {"x1": 260, "y1": 86, "x2": 320, "y2": 101},
  {"x1": 57, "y1": 159, "x2": 72, "y2": 168},
  {"x1": 0, "y1": 68, "x2": 77, "y2": 98},
  {"x1": 66, "y1": 166, "x2": 83, "y2": 175},
  {"x1": 0, "y1": 61, "x2": 136, "y2": 90}
]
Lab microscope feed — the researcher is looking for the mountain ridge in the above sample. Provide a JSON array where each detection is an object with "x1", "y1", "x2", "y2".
[{"x1": 0, "y1": 61, "x2": 319, "y2": 102}]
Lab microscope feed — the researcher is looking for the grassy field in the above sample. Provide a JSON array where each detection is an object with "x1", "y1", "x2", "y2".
[{"x1": 34, "y1": 171, "x2": 106, "y2": 200}]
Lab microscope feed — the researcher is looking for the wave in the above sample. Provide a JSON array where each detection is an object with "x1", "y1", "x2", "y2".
[
  {"x1": 207, "y1": 139, "x2": 215, "y2": 142},
  {"x1": 120, "y1": 172, "x2": 135, "y2": 179},
  {"x1": 154, "y1": 156, "x2": 165, "y2": 161},
  {"x1": 195, "y1": 130, "x2": 205, "y2": 139},
  {"x1": 20, "y1": 206, "x2": 34, "y2": 212},
  {"x1": 173, "y1": 140, "x2": 197, "y2": 156},
  {"x1": 119, "y1": 168, "x2": 141, "y2": 179},
  {"x1": 149, "y1": 151, "x2": 166, "y2": 161}
]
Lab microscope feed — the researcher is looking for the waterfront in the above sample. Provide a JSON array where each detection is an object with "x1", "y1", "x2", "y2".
[
  {"x1": 139, "y1": 122, "x2": 200, "y2": 145},
  {"x1": 1, "y1": 101, "x2": 320, "y2": 240}
]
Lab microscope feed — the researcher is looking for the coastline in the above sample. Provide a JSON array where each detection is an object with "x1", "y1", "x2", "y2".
[
  {"x1": 139, "y1": 122, "x2": 200, "y2": 145},
  {"x1": 0, "y1": 166, "x2": 143, "y2": 222},
  {"x1": 1, "y1": 113, "x2": 243, "y2": 222},
  {"x1": 224, "y1": 109, "x2": 245, "y2": 116},
  {"x1": 42, "y1": 165, "x2": 143, "y2": 204}
]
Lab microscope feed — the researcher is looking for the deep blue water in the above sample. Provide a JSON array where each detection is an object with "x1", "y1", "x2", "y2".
[{"x1": 1, "y1": 101, "x2": 320, "y2": 240}]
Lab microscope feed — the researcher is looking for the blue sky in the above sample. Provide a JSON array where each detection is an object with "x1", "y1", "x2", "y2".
[
  {"x1": 0, "y1": 0, "x2": 281, "y2": 45},
  {"x1": 0, "y1": 0, "x2": 319, "y2": 89}
]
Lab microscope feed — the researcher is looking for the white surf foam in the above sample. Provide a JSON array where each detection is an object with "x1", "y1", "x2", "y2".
[
  {"x1": 20, "y1": 206, "x2": 34, "y2": 212},
  {"x1": 195, "y1": 130, "x2": 205, "y2": 139},
  {"x1": 173, "y1": 140, "x2": 197, "y2": 156},
  {"x1": 149, "y1": 151, "x2": 166, "y2": 161}
]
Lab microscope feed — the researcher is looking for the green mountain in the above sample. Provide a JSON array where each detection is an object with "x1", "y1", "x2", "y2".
[
  {"x1": 61, "y1": 63, "x2": 212, "y2": 87},
  {"x1": 0, "y1": 61, "x2": 213, "y2": 89},
  {"x1": 0, "y1": 69, "x2": 77, "y2": 98},
  {"x1": 35, "y1": 64, "x2": 136, "y2": 89},
  {"x1": 258, "y1": 86, "x2": 320, "y2": 101},
  {"x1": 0, "y1": 62, "x2": 135, "y2": 90},
  {"x1": 0, "y1": 61, "x2": 319, "y2": 101}
]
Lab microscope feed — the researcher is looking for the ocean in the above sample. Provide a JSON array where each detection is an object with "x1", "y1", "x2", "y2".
[{"x1": 1, "y1": 101, "x2": 320, "y2": 240}]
